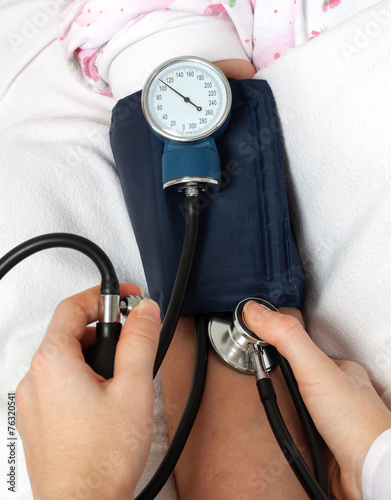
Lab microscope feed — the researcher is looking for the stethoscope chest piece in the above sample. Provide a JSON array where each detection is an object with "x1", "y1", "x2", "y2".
[{"x1": 208, "y1": 298, "x2": 279, "y2": 375}]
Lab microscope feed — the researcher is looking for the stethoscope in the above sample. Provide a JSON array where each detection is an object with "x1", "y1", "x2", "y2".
[{"x1": 0, "y1": 57, "x2": 329, "y2": 500}]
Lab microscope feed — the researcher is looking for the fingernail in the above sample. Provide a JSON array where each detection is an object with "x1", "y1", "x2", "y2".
[
  {"x1": 137, "y1": 286, "x2": 145, "y2": 297},
  {"x1": 243, "y1": 301, "x2": 269, "y2": 320},
  {"x1": 135, "y1": 300, "x2": 161, "y2": 327}
]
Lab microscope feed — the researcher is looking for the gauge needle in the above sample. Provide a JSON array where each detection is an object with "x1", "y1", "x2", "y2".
[{"x1": 159, "y1": 79, "x2": 202, "y2": 111}]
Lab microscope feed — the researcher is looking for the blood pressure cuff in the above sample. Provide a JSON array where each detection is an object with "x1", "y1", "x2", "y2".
[{"x1": 110, "y1": 79, "x2": 305, "y2": 316}]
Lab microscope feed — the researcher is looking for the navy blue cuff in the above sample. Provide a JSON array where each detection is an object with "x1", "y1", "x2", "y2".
[{"x1": 110, "y1": 79, "x2": 305, "y2": 315}]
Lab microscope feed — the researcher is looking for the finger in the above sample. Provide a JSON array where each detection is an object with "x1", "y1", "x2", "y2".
[
  {"x1": 113, "y1": 299, "x2": 161, "y2": 386},
  {"x1": 40, "y1": 283, "x2": 143, "y2": 358},
  {"x1": 278, "y1": 306, "x2": 305, "y2": 326},
  {"x1": 242, "y1": 301, "x2": 340, "y2": 385}
]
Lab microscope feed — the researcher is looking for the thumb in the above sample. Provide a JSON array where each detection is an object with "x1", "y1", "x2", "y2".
[
  {"x1": 243, "y1": 300, "x2": 391, "y2": 490},
  {"x1": 113, "y1": 299, "x2": 161, "y2": 384},
  {"x1": 242, "y1": 301, "x2": 339, "y2": 385}
]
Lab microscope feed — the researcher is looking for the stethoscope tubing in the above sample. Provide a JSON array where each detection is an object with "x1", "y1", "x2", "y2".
[
  {"x1": 278, "y1": 353, "x2": 329, "y2": 496},
  {"x1": 137, "y1": 192, "x2": 203, "y2": 498},
  {"x1": 258, "y1": 374, "x2": 329, "y2": 500},
  {"x1": 136, "y1": 314, "x2": 209, "y2": 499},
  {"x1": 153, "y1": 194, "x2": 200, "y2": 376},
  {"x1": 0, "y1": 233, "x2": 119, "y2": 295}
]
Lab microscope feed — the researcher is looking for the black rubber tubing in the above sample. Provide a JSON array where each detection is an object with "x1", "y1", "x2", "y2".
[
  {"x1": 136, "y1": 314, "x2": 209, "y2": 500},
  {"x1": 251, "y1": 303, "x2": 328, "y2": 495},
  {"x1": 278, "y1": 354, "x2": 329, "y2": 496},
  {"x1": 0, "y1": 233, "x2": 120, "y2": 295},
  {"x1": 135, "y1": 193, "x2": 202, "y2": 498},
  {"x1": 257, "y1": 377, "x2": 329, "y2": 500},
  {"x1": 153, "y1": 194, "x2": 200, "y2": 376}
]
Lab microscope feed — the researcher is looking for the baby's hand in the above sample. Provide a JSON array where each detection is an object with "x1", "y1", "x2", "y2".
[
  {"x1": 243, "y1": 301, "x2": 391, "y2": 500},
  {"x1": 214, "y1": 59, "x2": 256, "y2": 80}
]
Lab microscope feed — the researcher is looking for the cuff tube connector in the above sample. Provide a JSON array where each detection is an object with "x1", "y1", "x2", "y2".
[{"x1": 120, "y1": 294, "x2": 145, "y2": 316}]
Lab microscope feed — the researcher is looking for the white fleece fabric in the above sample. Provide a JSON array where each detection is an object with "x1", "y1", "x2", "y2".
[
  {"x1": 0, "y1": 2, "x2": 177, "y2": 499},
  {"x1": 1, "y1": 0, "x2": 391, "y2": 499},
  {"x1": 257, "y1": 0, "x2": 391, "y2": 407}
]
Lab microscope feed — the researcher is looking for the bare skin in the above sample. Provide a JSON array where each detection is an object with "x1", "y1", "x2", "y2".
[
  {"x1": 214, "y1": 59, "x2": 256, "y2": 80},
  {"x1": 161, "y1": 309, "x2": 312, "y2": 499},
  {"x1": 160, "y1": 59, "x2": 311, "y2": 499}
]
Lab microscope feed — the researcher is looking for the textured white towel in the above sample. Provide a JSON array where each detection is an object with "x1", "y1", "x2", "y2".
[
  {"x1": 257, "y1": 0, "x2": 391, "y2": 406},
  {"x1": 0, "y1": 2, "x2": 178, "y2": 498}
]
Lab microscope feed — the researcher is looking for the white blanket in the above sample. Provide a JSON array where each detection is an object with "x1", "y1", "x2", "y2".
[
  {"x1": 0, "y1": 2, "x2": 177, "y2": 499},
  {"x1": 1, "y1": 1, "x2": 391, "y2": 499},
  {"x1": 258, "y1": 0, "x2": 391, "y2": 405}
]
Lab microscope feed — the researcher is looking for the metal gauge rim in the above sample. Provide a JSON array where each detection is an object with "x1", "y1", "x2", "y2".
[{"x1": 141, "y1": 56, "x2": 232, "y2": 143}]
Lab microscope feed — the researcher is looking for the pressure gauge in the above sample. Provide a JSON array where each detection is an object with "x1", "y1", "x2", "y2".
[{"x1": 141, "y1": 56, "x2": 232, "y2": 142}]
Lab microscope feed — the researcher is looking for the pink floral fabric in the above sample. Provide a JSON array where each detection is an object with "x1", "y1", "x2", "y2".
[
  {"x1": 59, "y1": 0, "x2": 249, "y2": 96},
  {"x1": 59, "y1": 0, "x2": 374, "y2": 96}
]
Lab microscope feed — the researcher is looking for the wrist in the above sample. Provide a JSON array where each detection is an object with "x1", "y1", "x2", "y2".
[
  {"x1": 213, "y1": 59, "x2": 256, "y2": 80},
  {"x1": 334, "y1": 414, "x2": 391, "y2": 499},
  {"x1": 31, "y1": 469, "x2": 135, "y2": 500},
  {"x1": 34, "y1": 483, "x2": 134, "y2": 500},
  {"x1": 332, "y1": 463, "x2": 363, "y2": 500}
]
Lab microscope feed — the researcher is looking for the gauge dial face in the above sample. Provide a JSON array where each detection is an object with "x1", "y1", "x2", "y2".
[{"x1": 142, "y1": 57, "x2": 231, "y2": 142}]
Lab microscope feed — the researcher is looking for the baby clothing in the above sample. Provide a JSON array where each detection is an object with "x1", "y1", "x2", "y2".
[{"x1": 59, "y1": 0, "x2": 378, "y2": 99}]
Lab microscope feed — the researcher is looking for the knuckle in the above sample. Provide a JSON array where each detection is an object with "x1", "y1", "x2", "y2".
[
  {"x1": 277, "y1": 314, "x2": 302, "y2": 336},
  {"x1": 132, "y1": 327, "x2": 159, "y2": 351},
  {"x1": 123, "y1": 322, "x2": 159, "y2": 351},
  {"x1": 272, "y1": 314, "x2": 304, "y2": 348},
  {"x1": 54, "y1": 297, "x2": 86, "y2": 320},
  {"x1": 340, "y1": 359, "x2": 370, "y2": 378},
  {"x1": 15, "y1": 377, "x2": 27, "y2": 409},
  {"x1": 30, "y1": 350, "x2": 43, "y2": 370},
  {"x1": 30, "y1": 348, "x2": 54, "y2": 374},
  {"x1": 53, "y1": 297, "x2": 69, "y2": 315}
]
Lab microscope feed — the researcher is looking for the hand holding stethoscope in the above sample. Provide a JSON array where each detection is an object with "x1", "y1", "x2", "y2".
[
  {"x1": 15, "y1": 286, "x2": 391, "y2": 500},
  {"x1": 243, "y1": 301, "x2": 391, "y2": 500}
]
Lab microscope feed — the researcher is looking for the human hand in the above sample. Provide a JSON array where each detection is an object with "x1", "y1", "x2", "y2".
[
  {"x1": 214, "y1": 59, "x2": 256, "y2": 80},
  {"x1": 243, "y1": 301, "x2": 391, "y2": 500},
  {"x1": 15, "y1": 284, "x2": 161, "y2": 500}
]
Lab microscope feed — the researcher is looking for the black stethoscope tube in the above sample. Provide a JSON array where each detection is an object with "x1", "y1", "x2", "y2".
[
  {"x1": 136, "y1": 314, "x2": 209, "y2": 499},
  {"x1": 153, "y1": 194, "x2": 200, "y2": 376},
  {"x1": 278, "y1": 354, "x2": 329, "y2": 496},
  {"x1": 136, "y1": 192, "x2": 202, "y2": 498},
  {"x1": 0, "y1": 233, "x2": 120, "y2": 295},
  {"x1": 258, "y1": 374, "x2": 329, "y2": 499}
]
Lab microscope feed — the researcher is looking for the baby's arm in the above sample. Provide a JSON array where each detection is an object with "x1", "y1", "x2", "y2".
[
  {"x1": 58, "y1": 2, "x2": 254, "y2": 99},
  {"x1": 162, "y1": 308, "x2": 311, "y2": 500}
]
